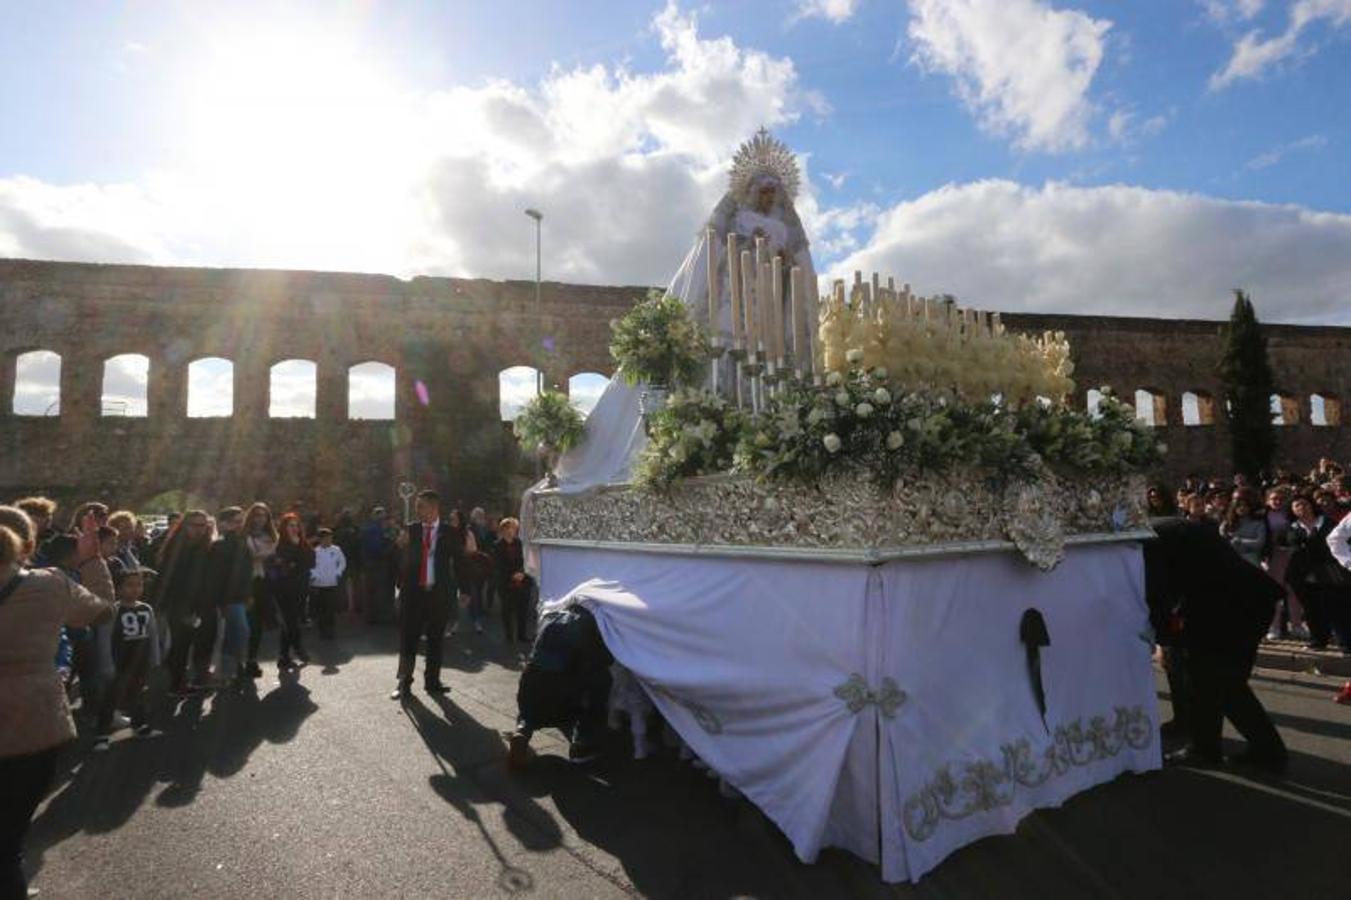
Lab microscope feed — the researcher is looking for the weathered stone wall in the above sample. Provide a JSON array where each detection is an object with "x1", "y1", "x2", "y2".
[
  {"x1": 0, "y1": 259, "x2": 642, "y2": 516},
  {"x1": 2, "y1": 258, "x2": 1348, "y2": 516}
]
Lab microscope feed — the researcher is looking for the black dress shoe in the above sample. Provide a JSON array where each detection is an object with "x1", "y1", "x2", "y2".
[
  {"x1": 424, "y1": 682, "x2": 450, "y2": 695},
  {"x1": 390, "y1": 683, "x2": 411, "y2": 700},
  {"x1": 1231, "y1": 747, "x2": 1289, "y2": 773},
  {"x1": 1164, "y1": 747, "x2": 1223, "y2": 768}
]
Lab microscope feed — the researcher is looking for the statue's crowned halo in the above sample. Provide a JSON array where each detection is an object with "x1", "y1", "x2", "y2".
[{"x1": 543, "y1": 128, "x2": 818, "y2": 495}]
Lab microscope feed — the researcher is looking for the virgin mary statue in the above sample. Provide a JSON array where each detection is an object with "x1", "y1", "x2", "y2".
[{"x1": 544, "y1": 129, "x2": 816, "y2": 494}]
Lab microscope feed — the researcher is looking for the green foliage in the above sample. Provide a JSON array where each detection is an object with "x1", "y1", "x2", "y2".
[
  {"x1": 634, "y1": 389, "x2": 746, "y2": 492},
  {"x1": 1218, "y1": 290, "x2": 1277, "y2": 479},
  {"x1": 513, "y1": 389, "x2": 585, "y2": 456},
  {"x1": 609, "y1": 290, "x2": 710, "y2": 388}
]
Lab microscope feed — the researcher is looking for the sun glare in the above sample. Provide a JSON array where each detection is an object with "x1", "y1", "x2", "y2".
[{"x1": 181, "y1": 29, "x2": 419, "y2": 271}]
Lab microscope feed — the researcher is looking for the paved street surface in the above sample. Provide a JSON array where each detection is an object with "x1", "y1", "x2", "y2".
[{"x1": 28, "y1": 622, "x2": 1351, "y2": 899}]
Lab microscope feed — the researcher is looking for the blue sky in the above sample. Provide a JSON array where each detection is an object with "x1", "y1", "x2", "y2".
[{"x1": 2, "y1": 0, "x2": 1349, "y2": 342}]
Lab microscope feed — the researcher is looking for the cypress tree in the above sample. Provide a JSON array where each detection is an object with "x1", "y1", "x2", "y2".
[{"x1": 1218, "y1": 290, "x2": 1277, "y2": 480}]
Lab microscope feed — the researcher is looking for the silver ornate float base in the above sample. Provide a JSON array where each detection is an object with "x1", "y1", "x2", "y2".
[{"x1": 531, "y1": 470, "x2": 1151, "y2": 570}]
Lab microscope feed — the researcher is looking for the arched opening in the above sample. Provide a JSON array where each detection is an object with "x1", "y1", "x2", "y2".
[
  {"x1": 101, "y1": 353, "x2": 149, "y2": 416},
  {"x1": 1086, "y1": 388, "x2": 1105, "y2": 420},
  {"x1": 1311, "y1": 393, "x2": 1341, "y2": 427},
  {"x1": 13, "y1": 350, "x2": 62, "y2": 416},
  {"x1": 187, "y1": 357, "x2": 234, "y2": 418},
  {"x1": 568, "y1": 372, "x2": 608, "y2": 418},
  {"x1": 348, "y1": 361, "x2": 396, "y2": 420},
  {"x1": 1181, "y1": 390, "x2": 1216, "y2": 426},
  {"x1": 1134, "y1": 388, "x2": 1168, "y2": 427},
  {"x1": 499, "y1": 365, "x2": 540, "y2": 422},
  {"x1": 270, "y1": 359, "x2": 317, "y2": 418},
  {"x1": 1270, "y1": 392, "x2": 1299, "y2": 426}
]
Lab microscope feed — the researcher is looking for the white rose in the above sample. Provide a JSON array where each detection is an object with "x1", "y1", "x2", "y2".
[
  {"x1": 1156, "y1": 442, "x2": 1168, "y2": 455},
  {"x1": 806, "y1": 407, "x2": 824, "y2": 426},
  {"x1": 846, "y1": 348, "x2": 864, "y2": 364},
  {"x1": 823, "y1": 433, "x2": 842, "y2": 453},
  {"x1": 825, "y1": 371, "x2": 843, "y2": 386},
  {"x1": 872, "y1": 367, "x2": 888, "y2": 380},
  {"x1": 855, "y1": 402, "x2": 874, "y2": 418},
  {"x1": 873, "y1": 387, "x2": 892, "y2": 405},
  {"x1": 886, "y1": 430, "x2": 905, "y2": 451},
  {"x1": 835, "y1": 390, "x2": 851, "y2": 407}
]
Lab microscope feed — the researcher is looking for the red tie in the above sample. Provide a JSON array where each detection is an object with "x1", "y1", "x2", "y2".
[{"x1": 420, "y1": 526, "x2": 431, "y2": 588}]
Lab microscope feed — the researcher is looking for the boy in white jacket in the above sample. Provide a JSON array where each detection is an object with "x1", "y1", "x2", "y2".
[{"x1": 310, "y1": 528, "x2": 347, "y2": 639}]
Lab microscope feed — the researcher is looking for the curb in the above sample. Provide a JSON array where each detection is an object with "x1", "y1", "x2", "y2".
[{"x1": 1256, "y1": 642, "x2": 1351, "y2": 678}]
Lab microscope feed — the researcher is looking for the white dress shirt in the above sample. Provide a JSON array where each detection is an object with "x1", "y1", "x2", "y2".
[
  {"x1": 1329, "y1": 514, "x2": 1351, "y2": 573},
  {"x1": 420, "y1": 520, "x2": 440, "y2": 588}
]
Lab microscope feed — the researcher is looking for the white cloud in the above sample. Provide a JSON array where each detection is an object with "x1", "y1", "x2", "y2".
[
  {"x1": 906, "y1": 0, "x2": 1112, "y2": 153},
  {"x1": 348, "y1": 362, "x2": 396, "y2": 420},
  {"x1": 1244, "y1": 133, "x2": 1328, "y2": 170},
  {"x1": 1107, "y1": 107, "x2": 1173, "y2": 144},
  {"x1": 832, "y1": 179, "x2": 1351, "y2": 324},
  {"x1": 1202, "y1": 0, "x2": 1264, "y2": 23},
  {"x1": 795, "y1": 0, "x2": 863, "y2": 24},
  {"x1": 0, "y1": 2, "x2": 824, "y2": 290},
  {"x1": 499, "y1": 366, "x2": 540, "y2": 421},
  {"x1": 12, "y1": 350, "x2": 61, "y2": 416},
  {"x1": 269, "y1": 359, "x2": 316, "y2": 418},
  {"x1": 0, "y1": 177, "x2": 170, "y2": 264},
  {"x1": 1210, "y1": 0, "x2": 1351, "y2": 89},
  {"x1": 822, "y1": 171, "x2": 849, "y2": 189},
  {"x1": 568, "y1": 372, "x2": 609, "y2": 417},
  {"x1": 101, "y1": 353, "x2": 149, "y2": 416},
  {"x1": 187, "y1": 357, "x2": 233, "y2": 418}
]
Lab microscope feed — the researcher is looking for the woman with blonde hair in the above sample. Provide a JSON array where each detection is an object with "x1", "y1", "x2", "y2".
[{"x1": 0, "y1": 506, "x2": 114, "y2": 898}]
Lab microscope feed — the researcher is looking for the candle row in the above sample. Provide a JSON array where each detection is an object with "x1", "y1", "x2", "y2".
[{"x1": 704, "y1": 226, "x2": 820, "y2": 378}]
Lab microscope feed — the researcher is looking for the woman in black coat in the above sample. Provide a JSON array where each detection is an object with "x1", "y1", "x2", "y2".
[
  {"x1": 1285, "y1": 495, "x2": 1351, "y2": 652},
  {"x1": 492, "y1": 517, "x2": 534, "y2": 644},
  {"x1": 271, "y1": 513, "x2": 315, "y2": 669}
]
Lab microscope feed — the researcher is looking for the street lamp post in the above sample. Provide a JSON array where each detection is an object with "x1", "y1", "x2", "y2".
[
  {"x1": 524, "y1": 208, "x2": 543, "y2": 399},
  {"x1": 525, "y1": 208, "x2": 544, "y2": 482}
]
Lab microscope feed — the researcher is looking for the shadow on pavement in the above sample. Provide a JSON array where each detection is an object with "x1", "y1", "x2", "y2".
[{"x1": 25, "y1": 671, "x2": 319, "y2": 882}]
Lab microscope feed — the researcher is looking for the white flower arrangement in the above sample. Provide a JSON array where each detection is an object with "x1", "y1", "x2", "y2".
[
  {"x1": 634, "y1": 388, "x2": 745, "y2": 491},
  {"x1": 610, "y1": 290, "x2": 711, "y2": 388}
]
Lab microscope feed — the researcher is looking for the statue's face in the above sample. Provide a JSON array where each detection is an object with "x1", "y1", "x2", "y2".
[{"x1": 754, "y1": 182, "x2": 777, "y2": 213}]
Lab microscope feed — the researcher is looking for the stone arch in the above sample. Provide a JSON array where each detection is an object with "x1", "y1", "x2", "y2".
[
  {"x1": 13, "y1": 349, "x2": 62, "y2": 416},
  {"x1": 101, "y1": 353, "x2": 149, "y2": 417},
  {"x1": 348, "y1": 361, "x2": 396, "y2": 421},
  {"x1": 270, "y1": 359, "x2": 317, "y2": 418},
  {"x1": 1310, "y1": 392, "x2": 1341, "y2": 427},
  {"x1": 188, "y1": 357, "x2": 234, "y2": 418},
  {"x1": 1180, "y1": 390, "x2": 1217, "y2": 426},
  {"x1": 499, "y1": 365, "x2": 540, "y2": 422},
  {"x1": 1134, "y1": 387, "x2": 1168, "y2": 427},
  {"x1": 1270, "y1": 392, "x2": 1299, "y2": 426},
  {"x1": 567, "y1": 371, "x2": 608, "y2": 417}
]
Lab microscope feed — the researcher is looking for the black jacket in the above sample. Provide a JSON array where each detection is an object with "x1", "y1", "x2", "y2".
[
  {"x1": 151, "y1": 534, "x2": 211, "y2": 619},
  {"x1": 401, "y1": 520, "x2": 457, "y2": 599},
  {"x1": 1143, "y1": 517, "x2": 1285, "y2": 656},
  {"x1": 206, "y1": 531, "x2": 255, "y2": 608},
  {"x1": 1286, "y1": 517, "x2": 1350, "y2": 589}
]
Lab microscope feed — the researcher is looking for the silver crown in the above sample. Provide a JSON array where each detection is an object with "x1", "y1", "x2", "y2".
[{"x1": 729, "y1": 128, "x2": 800, "y2": 205}]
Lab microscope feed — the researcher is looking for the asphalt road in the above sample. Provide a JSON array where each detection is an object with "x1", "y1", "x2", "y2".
[{"x1": 26, "y1": 621, "x2": 1351, "y2": 899}]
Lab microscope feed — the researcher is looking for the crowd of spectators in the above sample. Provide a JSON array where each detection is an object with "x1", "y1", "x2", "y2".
[
  {"x1": 1146, "y1": 457, "x2": 1351, "y2": 711},
  {"x1": 0, "y1": 492, "x2": 534, "y2": 898}
]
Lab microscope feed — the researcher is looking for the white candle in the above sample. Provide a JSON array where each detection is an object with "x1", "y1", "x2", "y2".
[
  {"x1": 740, "y1": 249, "x2": 756, "y2": 359},
  {"x1": 705, "y1": 227, "x2": 718, "y2": 340},
  {"x1": 772, "y1": 255, "x2": 785, "y2": 365},
  {"x1": 727, "y1": 233, "x2": 743, "y2": 350},
  {"x1": 790, "y1": 266, "x2": 803, "y2": 366}
]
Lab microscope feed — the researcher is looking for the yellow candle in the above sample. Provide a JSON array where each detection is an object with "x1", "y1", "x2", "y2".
[{"x1": 740, "y1": 249, "x2": 755, "y2": 359}]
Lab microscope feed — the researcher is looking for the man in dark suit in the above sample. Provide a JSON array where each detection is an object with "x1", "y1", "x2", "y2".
[
  {"x1": 1143, "y1": 516, "x2": 1289, "y2": 771},
  {"x1": 391, "y1": 490, "x2": 456, "y2": 700}
]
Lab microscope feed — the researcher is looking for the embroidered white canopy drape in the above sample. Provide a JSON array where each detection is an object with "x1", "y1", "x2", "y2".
[{"x1": 540, "y1": 542, "x2": 1160, "y2": 883}]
